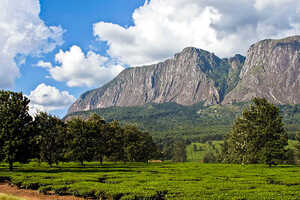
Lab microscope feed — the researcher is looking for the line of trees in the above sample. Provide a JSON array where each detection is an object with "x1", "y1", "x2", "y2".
[
  {"x1": 1, "y1": 91, "x2": 299, "y2": 170},
  {"x1": 0, "y1": 90, "x2": 159, "y2": 171}
]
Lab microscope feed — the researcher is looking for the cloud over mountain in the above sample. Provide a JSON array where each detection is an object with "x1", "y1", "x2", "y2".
[
  {"x1": 93, "y1": 0, "x2": 300, "y2": 66},
  {"x1": 38, "y1": 45, "x2": 124, "y2": 87}
]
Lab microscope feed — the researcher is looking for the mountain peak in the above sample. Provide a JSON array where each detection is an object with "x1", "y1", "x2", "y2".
[
  {"x1": 174, "y1": 47, "x2": 213, "y2": 59},
  {"x1": 223, "y1": 35, "x2": 300, "y2": 104},
  {"x1": 249, "y1": 35, "x2": 300, "y2": 51},
  {"x1": 68, "y1": 36, "x2": 300, "y2": 115},
  {"x1": 68, "y1": 47, "x2": 238, "y2": 114}
]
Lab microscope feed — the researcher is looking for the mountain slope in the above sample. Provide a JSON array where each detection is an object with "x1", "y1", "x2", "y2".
[
  {"x1": 65, "y1": 102, "x2": 300, "y2": 140},
  {"x1": 223, "y1": 36, "x2": 300, "y2": 104},
  {"x1": 68, "y1": 47, "x2": 244, "y2": 114},
  {"x1": 68, "y1": 35, "x2": 300, "y2": 118}
]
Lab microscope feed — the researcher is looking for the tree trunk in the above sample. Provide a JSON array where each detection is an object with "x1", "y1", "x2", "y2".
[
  {"x1": 48, "y1": 159, "x2": 53, "y2": 168},
  {"x1": 80, "y1": 161, "x2": 85, "y2": 167},
  {"x1": 268, "y1": 162, "x2": 272, "y2": 168},
  {"x1": 99, "y1": 156, "x2": 103, "y2": 165},
  {"x1": 9, "y1": 160, "x2": 13, "y2": 171}
]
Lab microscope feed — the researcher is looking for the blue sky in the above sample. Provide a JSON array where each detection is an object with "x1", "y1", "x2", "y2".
[
  {"x1": 12, "y1": 0, "x2": 145, "y2": 117},
  {"x1": 1, "y1": 0, "x2": 300, "y2": 118}
]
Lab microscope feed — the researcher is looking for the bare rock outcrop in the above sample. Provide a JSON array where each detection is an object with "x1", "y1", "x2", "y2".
[
  {"x1": 68, "y1": 47, "x2": 242, "y2": 114},
  {"x1": 223, "y1": 36, "x2": 300, "y2": 104},
  {"x1": 68, "y1": 35, "x2": 300, "y2": 115}
]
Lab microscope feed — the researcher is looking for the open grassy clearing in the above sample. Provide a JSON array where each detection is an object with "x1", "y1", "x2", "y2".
[
  {"x1": 187, "y1": 140, "x2": 298, "y2": 162},
  {"x1": 186, "y1": 141, "x2": 223, "y2": 162},
  {"x1": 0, "y1": 162, "x2": 299, "y2": 199}
]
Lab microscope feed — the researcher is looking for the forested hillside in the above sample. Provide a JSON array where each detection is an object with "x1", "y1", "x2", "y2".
[{"x1": 65, "y1": 102, "x2": 300, "y2": 141}]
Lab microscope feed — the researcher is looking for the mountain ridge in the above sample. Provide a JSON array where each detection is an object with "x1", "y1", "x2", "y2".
[
  {"x1": 68, "y1": 47, "x2": 244, "y2": 114},
  {"x1": 68, "y1": 35, "x2": 300, "y2": 115},
  {"x1": 223, "y1": 35, "x2": 300, "y2": 104}
]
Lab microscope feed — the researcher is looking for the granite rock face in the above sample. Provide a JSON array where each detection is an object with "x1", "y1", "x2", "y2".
[
  {"x1": 68, "y1": 35, "x2": 300, "y2": 115},
  {"x1": 68, "y1": 47, "x2": 243, "y2": 114},
  {"x1": 223, "y1": 36, "x2": 300, "y2": 104}
]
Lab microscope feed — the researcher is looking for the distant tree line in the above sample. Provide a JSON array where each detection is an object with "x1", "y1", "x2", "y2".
[{"x1": 0, "y1": 90, "x2": 160, "y2": 171}]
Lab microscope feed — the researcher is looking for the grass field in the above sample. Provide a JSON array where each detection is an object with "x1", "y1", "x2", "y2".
[{"x1": 0, "y1": 162, "x2": 300, "y2": 199}]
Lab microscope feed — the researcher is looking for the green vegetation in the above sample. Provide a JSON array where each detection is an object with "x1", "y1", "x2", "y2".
[
  {"x1": 172, "y1": 139, "x2": 187, "y2": 162},
  {"x1": 1, "y1": 90, "x2": 300, "y2": 199},
  {"x1": 65, "y1": 102, "x2": 245, "y2": 141},
  {"x1": 34, "y1": 112, "x2": 66, "y2": 167},
  {"x1": 206, "y1": 56, "x2": 244, "y2": 101},
  {"x1": 66, "y1": 102, "x2": 300, "y2": 142},
  {"x1": 222, "y1": 98, "x2": 288, "y2": 166},
  {"x1": 187, "y1": 140, "x2": 298, "y2": 163},
  {"x1": 296, "y1": 132, "x2": 300, "y2": 162},
  {"x1": 0, "y1": 194, "x2": 25, "y2": 200},
  {"x1": 0, "y1": 91, "x2": 158, "y2": 171},
  {"x1": 0, "y1": 162, "x2": 300, "y2": 199},
  {"x1": 0, "y1": 90, "x2": 33, "y2": 171},
  {"x1": 186, "y1": 141, "x2": 222, "y2": 162}
]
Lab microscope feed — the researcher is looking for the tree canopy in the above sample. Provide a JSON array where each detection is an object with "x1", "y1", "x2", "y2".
[
  {"x1": 222, "y1": 98, "x2": 288, "y2": 166},
  {"x1": 0, "y1": 90, "x2": 33, "y2": 171},
  {"x1": 172, "y1": 139, "x2": 187, "y2": 162},
  {"x1": 296, "y1": 132, "x2": 300, "y2": 162},
  {"x1": 33, "y1": 112, "x2": 66, "y2": 167}
]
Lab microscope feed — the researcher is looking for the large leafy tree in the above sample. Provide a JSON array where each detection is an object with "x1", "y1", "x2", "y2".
[
  {"x1": 222, "y1": 98, "x2": 288, "y2": 166},
  {"x1": 66, "y1": 118, "x2": 94, "y2": 165},
  {"x1": 123, "y1": 124, "x2": 156, "y2": 162},
  {"x1": 105, "y1": 120, "x2": 126, "y2": 161},
  {"x1": 86, "y1": 113, "x2": 106, "y2": 165},
  {"x1": 172, "y1": 139, "x2": 187, "y2": 162},
  {"x1": 33, "y1": 112, "x2": 66, "y2": 167},
  {"x1": 0, "y1": 90, "x2": 33, "y2": 171}
]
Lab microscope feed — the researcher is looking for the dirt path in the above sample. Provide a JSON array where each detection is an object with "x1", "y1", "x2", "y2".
[{"x1": 0, "y1": 182, "x2": 84, "y2": 200}]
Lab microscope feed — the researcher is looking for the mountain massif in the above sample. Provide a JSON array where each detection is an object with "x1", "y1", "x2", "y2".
[
  {"x1": 223, "y1": 36, "x2": 300, "y2": 104},
  {"x1": 68, "y1": 36, "x2": 300, "y2": 115}
]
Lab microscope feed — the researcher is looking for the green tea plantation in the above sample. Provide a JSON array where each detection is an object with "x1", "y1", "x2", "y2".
[{"x1": 0, "y1": 162, "x2": 299, "y2": 199}]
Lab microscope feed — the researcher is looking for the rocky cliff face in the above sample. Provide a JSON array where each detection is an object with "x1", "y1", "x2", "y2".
[
  {"x1": 223, "y1": 36, "x2": 300, "y2": 104},
  {"x1": 68, "y1": 47, "x2": 244, "y2": 114},
  {"x1": 68, "y1": 35, "x2": 300, "y2": 115}
]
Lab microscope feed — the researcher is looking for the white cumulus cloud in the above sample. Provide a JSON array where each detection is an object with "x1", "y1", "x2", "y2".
[
  {"x1": 38, "y1": 45, "x2": 124, "y2": 87},
  {"x1": 36, "y1": 60, "x2": 53, "y2": 69},
  {"x1": 28, "y1": 83, "x2": 76, "y2": 116},
  {"x1": 0, "y1": 0, "x2": 64, "y2": 88},
  {"x1": 93, "y1": 0, "x2": 300, "y2": 66}
]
